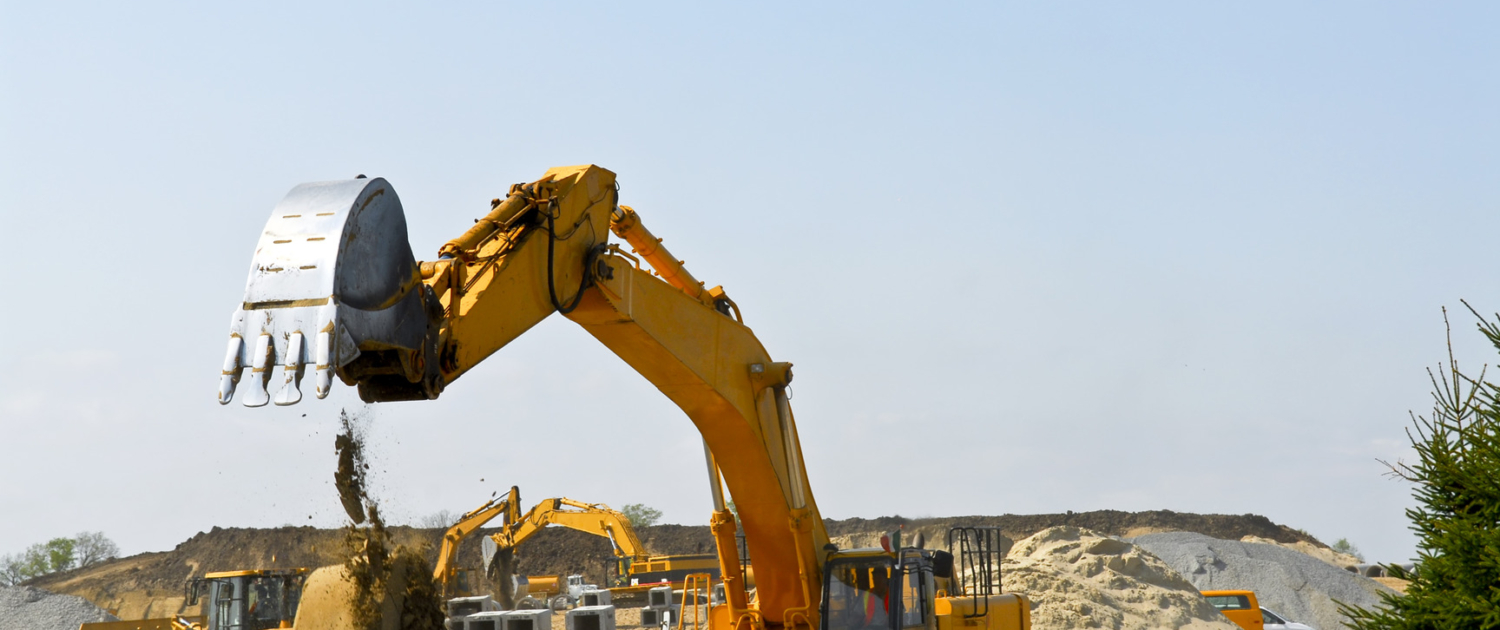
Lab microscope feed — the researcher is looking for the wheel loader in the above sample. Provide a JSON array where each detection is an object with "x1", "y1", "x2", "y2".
[{"x1": 217, "y1": 165, "x2": 1030, "y2": 630}]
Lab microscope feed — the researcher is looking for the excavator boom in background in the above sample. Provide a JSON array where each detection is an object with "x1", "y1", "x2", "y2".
[
  {"x1": 433, "y1": 487, "x2": 650, "y2": 603},
  {"x1": 220, "y1": 166, "x2": 1028, "y2": 630}
]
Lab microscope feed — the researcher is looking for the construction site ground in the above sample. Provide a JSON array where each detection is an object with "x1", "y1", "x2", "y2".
[{"x1": 25, "y1": 510, "x2": 1331, "y2": 622}]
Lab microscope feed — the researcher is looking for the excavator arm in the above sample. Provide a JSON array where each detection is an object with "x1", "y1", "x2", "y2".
[
  {"x1": 433, "y1": 486, "x2": 522, "y2": 598},
  {"x1": 220, "y1": 165, "x2": 829, "y2": 629},
  {"x1": 494, "y1": 498, "x2": 648, "y2": 575}
]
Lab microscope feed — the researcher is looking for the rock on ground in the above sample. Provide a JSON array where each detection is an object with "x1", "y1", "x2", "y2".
[
  {"x1": 1000, "y1": 526, "x2": 1239, "y2": 630},
  {"x1": 1131, "y1": 532, "x2": 1397, "y2": 630},
  {"x1": 0, "y1": 585, "x2": 117, "y2": 630}
]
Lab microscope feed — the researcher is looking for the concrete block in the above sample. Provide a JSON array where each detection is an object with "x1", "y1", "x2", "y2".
[
  {"x1": 500, "y1": 608, "x2": 552, "y2": 630},
  {"x1": 463, "y1": 611, "x2": 508, "y2": 630},
  {"x1": 640, "y1": 605, "x2": 679, "y2": 627},
  {"x1": 579, "y1": 589, "x2": 613, "y2": 607},
  {"x1": 566, "y1": 605, "x2": 616, "y2": 630},
  {"x1": 646, "y1": 586, "x2": 673, "y2": 609},
  {"x1": 447, "y1": 595, "x2": 500, "y2": 628}
]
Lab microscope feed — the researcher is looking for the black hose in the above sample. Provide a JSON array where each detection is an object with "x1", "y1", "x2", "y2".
[{"x1": 546, "y1": 209, "x2": 589, "y2": 315}]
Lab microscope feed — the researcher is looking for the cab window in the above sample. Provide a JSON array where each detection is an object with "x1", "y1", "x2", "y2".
[
  {"x1": 823, "y1": 558, "x2": 894, "y2": 630},
  {"x1": 898, "y1": 565, "x2": 924, "y2": 629},
  {"x1": 1205, "y1": 595, "x2": 1252, "y2": 611}
]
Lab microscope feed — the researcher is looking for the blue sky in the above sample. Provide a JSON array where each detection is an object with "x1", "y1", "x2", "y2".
[{"x1": 2, "y1": 2, "x2": 1497, "y2": 565}]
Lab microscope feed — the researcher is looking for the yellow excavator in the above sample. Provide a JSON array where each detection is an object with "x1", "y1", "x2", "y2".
[
  {"x1": 432, "y1": 487, "x2": 649, "y2": 603},
  {"x1": 219, "y1": 165, "x2": 1029, "y2": 630}
]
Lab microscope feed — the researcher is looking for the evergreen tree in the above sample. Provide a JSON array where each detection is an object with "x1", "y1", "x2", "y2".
[{"x1": 1344, "y1": 305, "x2": 1500, "y2": 629}]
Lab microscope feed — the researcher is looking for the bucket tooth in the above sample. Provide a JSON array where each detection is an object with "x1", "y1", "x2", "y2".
[
  {"x1": 242, "y1": 334, "x2": 273, "y2": 408},
  {"x1": 274, "y1": 332, "x2": 305, "y2": 406},
  {"x1": 314, "y1": 331, "x2": 333, "y2": 399},
  {"x1": 218, "y1": 336, "x2": 244, "y2": 404}
]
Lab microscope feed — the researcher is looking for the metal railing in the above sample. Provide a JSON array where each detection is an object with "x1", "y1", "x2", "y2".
[{"x1": 946, "y1": 527, "x2": 1004, "y2": 619}]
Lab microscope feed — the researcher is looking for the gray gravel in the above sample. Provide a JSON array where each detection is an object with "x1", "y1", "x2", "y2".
[
  {"x1": 1130, "y1": 532, "x2": 1396, "y2": 630},
  {"x1": 0, "y1": 585, "x2": 117, "y2": 630}
]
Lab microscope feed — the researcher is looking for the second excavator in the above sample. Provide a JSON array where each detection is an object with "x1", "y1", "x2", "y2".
[
  {"x1": 432, "y1": 487, "x2": 648, "y2": 603},
  {"x1": 219, "y1": 165, "x2": 1029, "y2": 630}
]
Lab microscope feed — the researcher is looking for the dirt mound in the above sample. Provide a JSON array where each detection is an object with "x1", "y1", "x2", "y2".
[
  {"x1": 826, "y1": 510, "x2": 1326, "y2": 548},
  {"x1": 1001, "y1": 527, "x2": 1238, "y2": 630},
  {"x1": 30, "y1": 509, "x2": 1316, "y2": 620}
]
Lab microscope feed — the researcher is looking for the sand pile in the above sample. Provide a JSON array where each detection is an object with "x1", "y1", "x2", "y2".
[
  {"x1": 1131, "y1": 532, "x2": 1396, "y2": 630},
  {"x1": 0, "y1": 585, "x2": 117, "y2": 630},
  {"x1": 999, "y1": 526, "x2": 1237, "y2": 630}
]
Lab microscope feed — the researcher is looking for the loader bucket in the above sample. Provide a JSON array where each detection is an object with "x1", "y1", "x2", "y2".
[{"x1": 219, "y1": 177, "x2": 443, "y2": 407}]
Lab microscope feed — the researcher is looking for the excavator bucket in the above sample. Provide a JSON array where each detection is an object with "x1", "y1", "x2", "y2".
[{"x1": 219, "y1": 177, "x2": 443, "y2": 407}]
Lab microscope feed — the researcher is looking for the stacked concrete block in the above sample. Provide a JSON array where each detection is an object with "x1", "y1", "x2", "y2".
[
  {"x1": 646, "y1": 586, "x2": 673, "y2": 609},
  {"x1": 641, "y1": 586, "x2": 678, "y2": 628}
]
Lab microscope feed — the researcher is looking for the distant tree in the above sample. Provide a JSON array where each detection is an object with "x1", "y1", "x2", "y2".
[
  {"x1": 1332, "y1": 538, "x2": 1366, "y2": 562},
  {"x1": 621, "y1": 504, "x2": 663, "y2": 528},
  {"x1": 0, "y1": 533, "x2": 117, "y2": 585},
  {"x1": 1343, "y1": 305, "x2": 1500, "y2": 629},
  {"x1": 418, "y1": 509, "x2": 458, "y2": 529},
  {"x1": 1, "y1": 555, "x2": 26, "y2": 586},
  {"x1": 38, "y1": 538, "x2": 75, "y2": 574},
  {"x1": 74, "y1": 532, "x2": 119, "y2": 567}
]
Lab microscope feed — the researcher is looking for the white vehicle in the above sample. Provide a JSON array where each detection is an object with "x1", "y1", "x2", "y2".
[{"x1": 1261, "y1": 607, "x2": 1315, "y2": 630}]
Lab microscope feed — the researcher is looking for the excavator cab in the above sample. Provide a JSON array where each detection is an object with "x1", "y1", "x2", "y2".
[
  {"x1": 819, "y1": 549, "x2": 937, "y2": 630},
  {"x1": 188, "y1": 569, "x2": 309, "y2": 630}
]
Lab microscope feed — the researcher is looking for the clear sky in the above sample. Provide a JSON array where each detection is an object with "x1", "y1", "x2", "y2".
[{"x1": 2, "y1": 2, "x2": 1497, "y2": 566}]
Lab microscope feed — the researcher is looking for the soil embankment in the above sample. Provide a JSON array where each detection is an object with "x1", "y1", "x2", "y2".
[{"x1": 28, "y1": 509, "x2": 1322, "y2": 620}]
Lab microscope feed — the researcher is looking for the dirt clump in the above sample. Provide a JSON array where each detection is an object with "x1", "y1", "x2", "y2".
[{"x1": 334, "y1": 412, "x2": 370, "y2": 525}]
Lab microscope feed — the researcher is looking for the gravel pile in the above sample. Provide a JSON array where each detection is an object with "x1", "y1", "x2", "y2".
[
  {"x1": 1130, "y1": 532, "x2": 1395, "y2": 630},
  {"x1": 1000, "y1": 526, "x2": 1238, "y2": 630},
  {"x1": 0, "y1": 585, "x2": 117, "y2": 630}
]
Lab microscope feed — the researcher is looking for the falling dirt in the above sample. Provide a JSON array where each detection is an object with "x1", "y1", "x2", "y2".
[
  {"x1": 334, "y1": 412, "x2": 370, "y2": 525},
  {"x1": 486, "y1": 547, "x2": 517, "y2": 609},
  {"x1": 333, "y1": 409, "x2": 444, "y2": 630}
]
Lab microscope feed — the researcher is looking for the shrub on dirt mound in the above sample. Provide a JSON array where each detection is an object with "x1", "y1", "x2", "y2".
[
  {"x1": 1001, "y1": 527, "x2": 1238, "y2": 630},
  {"x1": 1131, "y1": 532, "x2": 1396, "y2": 630}
]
